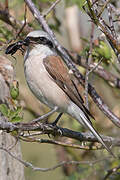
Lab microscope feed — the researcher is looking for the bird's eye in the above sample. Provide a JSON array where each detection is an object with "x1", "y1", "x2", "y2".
[
  {"x1": 37, "y1": 37, "x2": 53, "y2": 48},
  {"x1": 39, "y1": 37, "x2": 46, "y2": 42}
]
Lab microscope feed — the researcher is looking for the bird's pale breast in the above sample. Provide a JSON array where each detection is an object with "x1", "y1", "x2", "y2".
[{"x1": 24, "y1": 54, "x2": 70, "y2": 112}]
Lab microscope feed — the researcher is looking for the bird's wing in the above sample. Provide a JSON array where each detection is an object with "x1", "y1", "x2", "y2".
[
  {"x1": 43, "y1": 55, "x2": 94, "y2": 120},
  {"x1": 43, "y1": 55, "x2": 115, "y2": 157}
]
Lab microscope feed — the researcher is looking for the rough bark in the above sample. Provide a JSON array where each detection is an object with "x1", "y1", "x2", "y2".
[{"x1": 0, "y1": 55, "x2": 25, "y2": 180}]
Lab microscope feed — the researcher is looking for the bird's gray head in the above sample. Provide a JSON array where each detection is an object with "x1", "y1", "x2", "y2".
[{"x1": 24, "y1": 30, "x2": 54, "y2": 48}]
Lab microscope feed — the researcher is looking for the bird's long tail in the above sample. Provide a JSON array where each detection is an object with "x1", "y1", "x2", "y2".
[{"x1": 67, "y1": 102, "x2": 115, "y2": 157}]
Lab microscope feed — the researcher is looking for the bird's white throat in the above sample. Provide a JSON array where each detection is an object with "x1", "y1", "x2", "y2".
[{"x1": 24, "y1": 44, "x2": 55, "y2": 62}]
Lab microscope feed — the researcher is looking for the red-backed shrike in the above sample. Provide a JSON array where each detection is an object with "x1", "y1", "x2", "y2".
[{"x1": 22, "y1": 30, "x2": 113, "y2": 156}]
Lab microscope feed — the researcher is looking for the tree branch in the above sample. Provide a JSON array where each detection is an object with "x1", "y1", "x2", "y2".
[
  {"x1": 103, "y1": 164, "x2": 120, "y2": 180},
  {"x1": 0, "y1": 120, "x2": 119, "y2": 148},
  {"x1": 0, "y1": 2, "x2": 31, "y2": 36},
  {"x1": 20, "y1": 136, "x2": 103, "y2": 150},
  {"x1": 72, "y1": 54, "x2": 120, "y2": 89},
  {"x1": 85, "y1": 0, "x2": 120, "y2": 62},
  {"x1": 0, "y1": 146, "x2": 110, "y2": 172},
  {"x1": 43, "y1": 0, "x2": 61, "y2": 18}
]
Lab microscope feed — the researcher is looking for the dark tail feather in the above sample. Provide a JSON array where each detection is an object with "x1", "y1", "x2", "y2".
[{"x1": 77, "y1": 108, "x2": 115, "y2": 158}]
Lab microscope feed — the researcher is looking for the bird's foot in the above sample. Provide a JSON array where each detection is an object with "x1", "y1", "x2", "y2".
[
  {"x1": 51, "y1": 112, "x2": 63, "y2": 126},
  {"x1": 31, "y1": 106, "x2": 58, "y2": 123}
]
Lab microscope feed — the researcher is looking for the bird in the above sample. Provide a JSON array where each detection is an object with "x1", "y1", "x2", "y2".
[{"x1": 21, "y1": 30, "x2": 114, "y2": 156}]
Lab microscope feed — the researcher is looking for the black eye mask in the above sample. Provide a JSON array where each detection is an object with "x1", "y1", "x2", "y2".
[
  {"x1": 5, "y1": 36, "x2": 53, "y2": 56},
  {"x1": 26, "y1": 36, "x2": 54, "y2": 48}
]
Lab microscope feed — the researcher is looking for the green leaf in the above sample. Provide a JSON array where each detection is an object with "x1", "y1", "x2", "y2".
[
  {"x1": 16, "y1": 106, "x2": 22, "y2": 114},
  {"x1": 0, "y1": 104, "x2": 8, "y2": 116},
  {"x1": 8, "y1": 110, "x2": 17, "y2": 119},
  {"x1": 11, "y1": 116, "x2": 23, "y2": 122},
  {"x1": 9, "y1": 107, "x2": 22, "y2": 119},
  {"x1": 11, "y1": 130, "x2": 18, "y2": 137},
  {"x1": 95, "y1": 41, "x2": 112, "y2": 60},
  {"x1": 10, "y1": 86, "x2": 19, "y2": 100}
]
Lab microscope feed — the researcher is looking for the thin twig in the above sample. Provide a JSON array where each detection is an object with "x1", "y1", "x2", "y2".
[
  {"x1": 21, "y1": 131, "x2": 44, "y2": 137},
  {"x1": 43, "y1": 0, "x2": 61, "y2": 18},
  {"x1": 107, "y1": 3, "x2": 117, "y2": 42},
  {"x1": 97, "y1": 0, "x2": 111, "y2": 18},
  {"x1": 70, "y1": 53, "x2": 120, "y2": 88},
  {"x1": 88, "y1": 57, "x2": 103, "y2": 74},
  {"x1": 0, "y1": 3, "x2": 31, "y2": 34},
  {"x1": 20, "y1": 136, "x2": 103, "y2": 150},
  {"x1": 15, "y1": 3, "x2": 27, "y2": 38},
  {"x1": 0, "y1": 146, "x2": 111, "y2": 172},
  {"x1": 7, "y1": 137, "x2": 18, "y2": 150},
  {"x1": 103, "y1": 165, "x2": 120, "y2": 180},
  {"x1": 85, "y1": 22, "x2": 94, "y2": 108},
  {"x1": 86, "y1": 0, "x2": 120, "y2": 61},
  {"x1": 5, "y1": 0, "x2": 8, "y2": 12}
]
